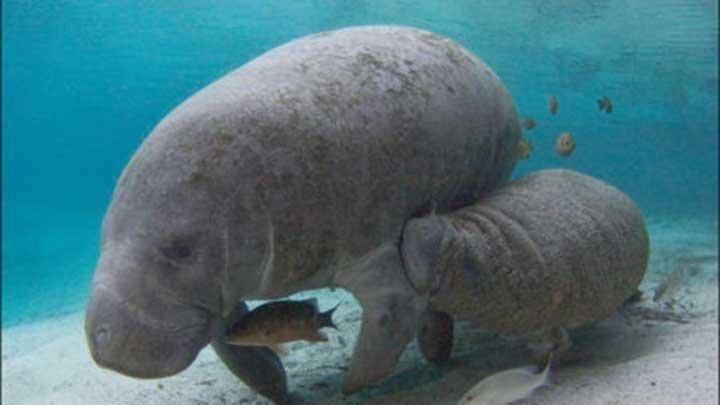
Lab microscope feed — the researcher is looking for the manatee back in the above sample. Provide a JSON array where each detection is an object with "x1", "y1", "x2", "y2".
[
  {"x1": 119, "y1": 26, "x2": 522, "y2": 290},
  {"x1": 232, "y1": 26, "x2": 522, "y2": 276},
  {"x1": 428, "y1": 169, "x2": 649, "y2": 334}
]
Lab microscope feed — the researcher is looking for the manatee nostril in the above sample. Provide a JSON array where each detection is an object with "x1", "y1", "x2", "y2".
[{"x1": 94, "y1": 325, "x2": 111, "y2": 348}]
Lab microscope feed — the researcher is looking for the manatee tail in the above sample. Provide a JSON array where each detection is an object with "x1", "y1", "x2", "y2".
[{"x1": 320, "y1": 302, "x2": 341, "y2": 330}]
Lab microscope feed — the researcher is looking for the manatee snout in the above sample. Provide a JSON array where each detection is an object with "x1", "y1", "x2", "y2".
[
  {"x1": 85, "y1": 251, "x2": 220, "y2": 378},
  {"x1": 401, "y1": 214, "x2": 458, "y2": 295}
]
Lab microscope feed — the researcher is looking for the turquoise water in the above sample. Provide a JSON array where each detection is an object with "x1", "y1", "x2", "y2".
[{"x1": 2, "y1": 0, "x2": 717, "y2": 328}]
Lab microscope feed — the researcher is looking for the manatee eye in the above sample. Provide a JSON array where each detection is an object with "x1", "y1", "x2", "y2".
[
  {"x1": 161, "y1": 239, "x2": 194, "y2": 261},
  {"x1": 172, "y1": 244, "x2": 192, "y2": 259}
]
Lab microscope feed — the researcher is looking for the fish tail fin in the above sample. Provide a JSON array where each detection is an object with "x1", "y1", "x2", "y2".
[
  {"x1": 321, "y1": 301, "x2": 341, "y2": 330},
  {"x1": 539, "y1": 352, "x2": 553, "y2": 386},
  {"x1": 309, "y1": 330, "x2": 329, "y2": 342},
  {"x1": 302, "y1": 297, "x2": 319, "y2": 310},
  {"x1": 597, "y1": 99, "x2": 605, "y2": 110},
  {"x1": 268, "y1": 343, "x2": 288, "y2": 357}
]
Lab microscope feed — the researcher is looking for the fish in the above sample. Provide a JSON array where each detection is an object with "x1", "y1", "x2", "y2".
[
  {"x1": 597, "y1": 96, "x2": 613, "y2": 113},
  {"x1": 225, "y1": 298, "x2": 339, "y2": 354},
  {"x1": 653, "y1": 267, "x2": 686, "y2": 303},
  {"x1": 458, "y1": 355, "x2": 552, "y2": 405},
  {"x1": 522, "y1": 117, "x2": 537, "y2": 130},
  {"x1": 554, "y1": 132, "x2": 575, "y2": 157},
  {"x1": 515, "y1": 137, "x2": 533, "y2": 160},
  {"x1": 548, "y1": 95, "x2": 559, "y2": 115}
]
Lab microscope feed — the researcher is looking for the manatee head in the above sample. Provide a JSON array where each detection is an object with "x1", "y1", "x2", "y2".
[
  {"x1": 400, "y1": 214, "x2": 459, "y2": 295},
  {"x1": 85, "y1": 106, "x2": 274, "y2": 378}
]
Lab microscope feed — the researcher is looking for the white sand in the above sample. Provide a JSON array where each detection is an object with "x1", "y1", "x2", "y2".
[{"x1": 2, "y1": 217, "x2": 717, "y2": 405}]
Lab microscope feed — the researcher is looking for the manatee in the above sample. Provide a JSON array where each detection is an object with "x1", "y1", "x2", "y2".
[
  {"x1": 402, "y1": 169, "x2": 649, "y2": 361},
  {"x1": 84, "y1": 25, "x2": 521, "y2": 401}
]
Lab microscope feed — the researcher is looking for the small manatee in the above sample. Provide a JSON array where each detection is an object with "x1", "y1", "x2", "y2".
[{"x1": 401, "y1": 169, "x2": 649, "y2": 336}]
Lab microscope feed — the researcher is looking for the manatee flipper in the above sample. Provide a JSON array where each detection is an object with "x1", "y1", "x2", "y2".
[
  {"x1": 335, "y1": 245, "x2": 427, "y2": 394},
  {"x1": 418, "y1": 309, "x2": 454, "y2": 364},
  {"x1": 211, "y1": 302, "x2": 289, "y2": 405}
]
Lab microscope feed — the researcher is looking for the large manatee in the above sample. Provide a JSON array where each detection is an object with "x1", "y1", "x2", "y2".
[{"x1": 85, "y1": 25, "x2": 520, "y2": 401}]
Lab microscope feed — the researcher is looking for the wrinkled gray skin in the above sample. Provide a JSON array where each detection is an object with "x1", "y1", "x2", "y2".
[
  {"x1": 402, "y1": 169, "x2": 649, "y2": 357},
  {"x1": 85, "y1": 25, "x2": 520, "y2": 401}
]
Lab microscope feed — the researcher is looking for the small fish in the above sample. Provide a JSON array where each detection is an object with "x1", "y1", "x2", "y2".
[
  {"x1": 554, "y1": 132, "x2": 575, "y2": 157},
  {"x1": 515, "y1": 137, "x2": 533, "y2": 160},
  {"x1": 653, "y1": 267, "x2": 686, "y2": 303},
  {"x1": 548, "y1": 95, "x2": 559, "y2": 115},
  {"x1": 522, "y1": 117, "x2": 537, "y2": 130},
  {"x1": 458, "y1": 355, "x2": 552, "y2": 405},
  {"x1": 597, "y1": 96, "x2": 613, "y2": 113},
  {"x1": 225, "y1": 298, "x2": 339, "y2": 354}
]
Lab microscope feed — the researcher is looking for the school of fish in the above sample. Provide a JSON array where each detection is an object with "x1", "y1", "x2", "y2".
[{"x1": 516, "y1": 95, "x2": 613, "y2": 160}]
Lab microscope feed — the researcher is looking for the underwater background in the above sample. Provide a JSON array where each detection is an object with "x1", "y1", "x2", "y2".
[{"x1": 2, "y1": 0, "x2": 717, "y2": 337}]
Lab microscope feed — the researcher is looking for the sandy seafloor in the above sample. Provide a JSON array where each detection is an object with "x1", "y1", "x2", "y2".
[{"x1": 2, "y1": 217, "x2": 718, "y2": 405}]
